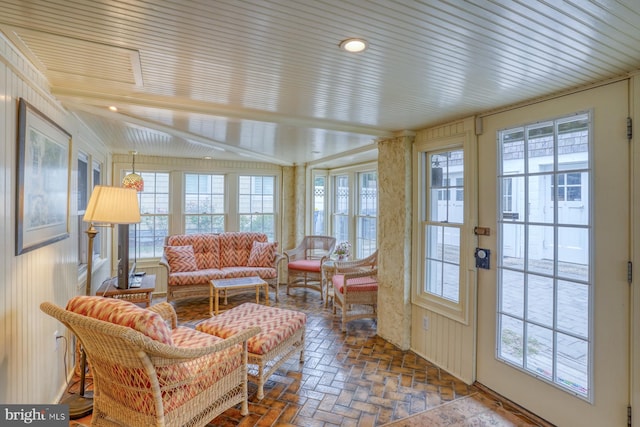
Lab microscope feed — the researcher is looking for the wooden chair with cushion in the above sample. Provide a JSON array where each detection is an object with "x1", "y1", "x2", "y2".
[
  {"x1": 41, "y1": 296, "x2": 259, "y2": 427},
  {"x1": 331, "y1": 250, "x2": 378, "y2": 331},
  {"x1": 284, "y1": 235, "x2": 336, "y2": 298}
]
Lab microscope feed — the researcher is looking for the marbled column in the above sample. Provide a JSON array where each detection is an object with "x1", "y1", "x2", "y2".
[
  {"x1": 280, "y1": 165, "x2": 298, "y2": 248},
  {"x1": 377, "y1": 133, "x2": 414, "y2": 350}
]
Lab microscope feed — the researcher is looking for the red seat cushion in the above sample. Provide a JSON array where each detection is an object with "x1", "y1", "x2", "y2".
[
  {"x1": 288, "y1": 259, "x2": 321, "y2": 273},
  {"x1": 332, "y1": 275, "x2": 379, "y2": 294}
]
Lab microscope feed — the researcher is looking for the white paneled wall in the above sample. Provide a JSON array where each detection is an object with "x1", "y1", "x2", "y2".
[
  {"x1": 411, "y1": 305, "x2": 476, "y2": 383},
  {"x1": 0, "y1": 33, "x2": 109, "y2": 404},
  {"x1": 410, "y1": 120, "x2": 477, "y2": 384}
]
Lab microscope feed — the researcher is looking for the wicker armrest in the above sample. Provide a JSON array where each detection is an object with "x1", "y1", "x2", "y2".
[
  {"x1": 159, "y1": 253, "x2": 171, "y2": 273},
  {"x1": 340, "y1": 267, "x2": 378, "y2": 281},
  {"x1": 147, "y1": 302, "x2": 177, "y2": 329},
  {"x1": 284, "y1": 246, "x2": 304, "y2": 261},
  {"x1": 334, "y1": 250, "x2": 378, "y2": 273},
  {"x1": 154, "y1": 326, "x2": 262, "y2": 359},
  {"x1": 274, "y1": 253, "x2": 286, "y2": 269}
]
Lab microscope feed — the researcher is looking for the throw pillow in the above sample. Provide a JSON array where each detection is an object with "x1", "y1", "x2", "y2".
[
  {"x1": 247, "y1": 241, "x2": 278, "y2": 267},
  {"x1": 164, "y1": 245, "x2": 198, "y2": 272},
  {"x1": 67, "y1": 296, "x2": 174, "y2": 345}
]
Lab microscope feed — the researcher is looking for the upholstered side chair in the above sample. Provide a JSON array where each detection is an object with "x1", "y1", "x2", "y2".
[
  {"x1": 284, "y1": 235, "x2": 336, "y2": 298},
  {"x1": 331, "y1": 250, "x2": 378, "y2": 331}
]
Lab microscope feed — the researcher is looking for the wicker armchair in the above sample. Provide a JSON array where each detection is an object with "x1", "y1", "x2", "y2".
[
  {"x1": 332, "y1": 250, "x2": 379, "y2": 331},
  {"x1": 41, "y1": 297, "x2": 259, "y2": 427},
  {"x1": 284, "y1": 235, "x2": 336, "y2": 298}
]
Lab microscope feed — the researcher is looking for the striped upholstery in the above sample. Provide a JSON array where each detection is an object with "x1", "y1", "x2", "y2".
[
  {"x1": 162, "y1": 232, "x2": 282, "y2": 303},
  {"x1": 219, "y1": 232, "x2": 267, "y2": 267},
  {"x1": 66, "y1": 296, "x2": 173, "y2": 345},
  {"x1": 197, "y1": 303, "x2": 306, "y2": 355},
  {"x1": 248, "y1": 241, "x2": 278, "y2": 267},
  {"x1": 197, "y1": 302, "x2": 306, "y2": 401},
  {"x1": 163, "y1": 245, "x2": 198, "y2": 272},
  {"x1": 43, "y1": 297, "x2": 256, "y2": 424},
  {"x1": 166, "y1": 233, "x2": 221, "y2": 269},
  {"x1": 220, "y1": 266, "x2": 278, "y2": 280},
  {"x1": 168, "y1": 268, "x2": 227, "y2": 286}
]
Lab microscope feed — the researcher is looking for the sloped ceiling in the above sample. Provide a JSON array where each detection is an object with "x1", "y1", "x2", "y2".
[{"x1": 1, "y1": 0, "x2": 639, "y2": 167}]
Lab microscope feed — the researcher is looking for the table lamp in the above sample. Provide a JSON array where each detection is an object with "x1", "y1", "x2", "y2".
[{"x1": 64, "y1": 185, "x2": 140, "y2": 418}]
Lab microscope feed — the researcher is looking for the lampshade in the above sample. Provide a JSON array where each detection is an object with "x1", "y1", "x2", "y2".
[
  {"x1": 122, "y1": 172, "x2": 145, "y2": 191},
  {"x1": 122, "y1": 151, "x2": 144, "y2": 191},
  {"x1": 83, "y1": 186, "x2": 141, "y2": 225}
]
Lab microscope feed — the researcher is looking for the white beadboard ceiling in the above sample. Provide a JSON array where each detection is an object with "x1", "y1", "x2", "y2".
[{"x1": 1, "y1": 0, "x2": 639, "y2": 167}]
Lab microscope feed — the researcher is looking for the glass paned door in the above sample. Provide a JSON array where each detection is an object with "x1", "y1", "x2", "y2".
[
  {"x1": 497, "y1": 113, "x2": 591, "y2": 398},
  {"x1": 476, "y1": 81, "x2": 629, "y2": 426}
]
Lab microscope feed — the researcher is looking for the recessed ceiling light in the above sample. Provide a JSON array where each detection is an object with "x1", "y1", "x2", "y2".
[
  {"x1": 339, "y1": 38, "x2": 368, "y2": 53},
  {"x1": 108, "y1": 106, "x2": 118, "y2": 112}
]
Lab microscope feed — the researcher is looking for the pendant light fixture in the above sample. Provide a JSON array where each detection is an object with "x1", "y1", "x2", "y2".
[{"x1": 122, "y1": 151, "x2": 144, "y2": 191}]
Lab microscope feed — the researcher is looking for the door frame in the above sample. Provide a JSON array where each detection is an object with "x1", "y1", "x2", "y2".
[{"x1": 631, "y1": 72, "x2": 640, "y2": 422}]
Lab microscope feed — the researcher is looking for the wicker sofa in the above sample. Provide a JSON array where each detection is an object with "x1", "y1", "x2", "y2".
[
  {"x1": 41, "y1": 296, "x2": 260, "y2": 426},
  {"x1": 160, "y1": 232, "x2": 284, "y2": 303}
]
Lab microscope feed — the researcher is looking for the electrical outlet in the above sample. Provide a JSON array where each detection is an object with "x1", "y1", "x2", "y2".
[
  {"x1": 422, "y1": 316, "x2": 429, "y2": 330},
  {"x1": 54, "y1": 330, "x2": 59, "y2": 351}
]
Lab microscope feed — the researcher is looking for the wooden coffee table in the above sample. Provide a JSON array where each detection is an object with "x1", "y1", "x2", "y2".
[{"x1": 210, "y1": 276, "x2": 269, "y2": 316}]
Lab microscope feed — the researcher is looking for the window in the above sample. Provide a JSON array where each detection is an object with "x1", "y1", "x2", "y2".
[
  {"x1": 503, "y1": 177, "x2": 514, "y2": 213},
  {"x1": 313, "y1": 175, "x2": 327, "y2": 235},
  {"x1": 77, "y1": 153, "x2": 89, "y2": 267},
  {"x1": 121, "y1": 164, "x2": 281, "y2": 258},
  {"x1": 135, "y1": 172, "x2": 169, "y2": 259},
  {"x1": 184, "y1": 173, "x2": 225, "y2": 233},
  {"x1": 326, "y1": 168, "x2": 378, "y2": 257},
  {"x1": 332, "y1": 175, "x2": 349, "y2": 244},
  {"x1": 497, "y1": 112, "x2": 591, "y2": 398},
  {"x1": 552, "y1": 172, "x2": 582, "y2": 201},
  {"x1": 455, "y1": 177, "x2": 464, "y2": 202},
  {"x1": 414, "y1": 133, "x2": 473, "y2": 323},
  {"x1": 91, "y1": 160, "x2": 102, "y2": 258},
  {"x1": 356, "y1": 172, "x2": 377, "y2": 258},
  {"x1": 424, "y1": 149, "x2": 464, "y2": 303},
  {"x1": 78, "y1": 154, "x2": 101, "y2": 268},
  {"x1": 238, "y1": 175, "x2": 275, "y2": 240}
]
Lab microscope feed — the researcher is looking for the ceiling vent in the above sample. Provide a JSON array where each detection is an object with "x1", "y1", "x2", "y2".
[{"x1": 5, "y1": 26, "x2": 143, "y2": 89}]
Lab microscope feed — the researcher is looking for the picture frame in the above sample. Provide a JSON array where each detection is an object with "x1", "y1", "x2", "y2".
[{"x1": 15, "y1": 98, "x2": 72, "y2": 255}]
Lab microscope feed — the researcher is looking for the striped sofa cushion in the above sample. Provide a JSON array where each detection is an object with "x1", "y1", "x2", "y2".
[
  {"x1": 166, "y1": 233, "x2": 221, "y2": 269},
  {"x1": 66, "y1": 296, "x2": 173, "y2": 345},
  {"x1": 219, "y1": 232, "x2": 267, "y2": 267},
  {"x1": 164, "y1": 245, "x2": 198, "y2": 272},
  {"x1": 248, "y1": 241, "x2": 278, "y2": 267}
]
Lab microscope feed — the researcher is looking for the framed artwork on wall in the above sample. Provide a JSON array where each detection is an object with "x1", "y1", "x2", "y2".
[{"x1": 16, "y1": 98, "x2": 72, "y2": 255}]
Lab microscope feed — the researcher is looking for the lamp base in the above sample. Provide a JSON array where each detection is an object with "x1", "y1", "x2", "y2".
[{"x1": 61, "y1": 391, "x2": 93, "y2": 419}]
